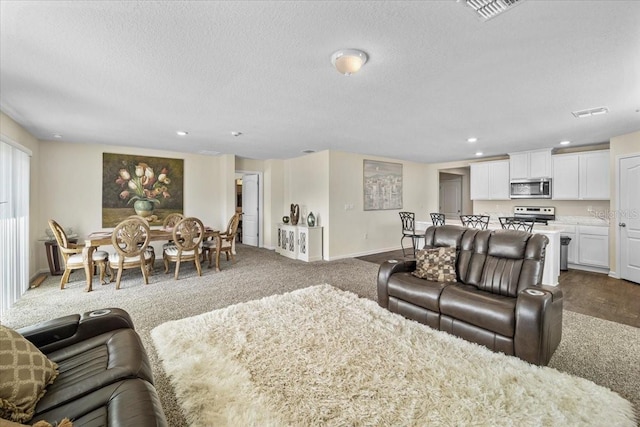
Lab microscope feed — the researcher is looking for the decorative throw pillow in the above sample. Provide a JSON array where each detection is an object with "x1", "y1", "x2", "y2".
[
  {"x1": 412, "y1": 247, "x2": 457, "y2": 282},
  {"x1": 0, "y1": 326, "x2": 59, "y2": 423}
]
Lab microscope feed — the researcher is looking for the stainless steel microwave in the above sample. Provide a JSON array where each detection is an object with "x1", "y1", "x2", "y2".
[{"x1": 510, "y1": 178, "x2": 552, "y2": 199}]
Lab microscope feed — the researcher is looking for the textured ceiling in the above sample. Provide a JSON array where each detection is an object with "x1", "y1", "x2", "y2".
[{"x1": 1, "y1": 1, "x2": 639, "y2": 163}]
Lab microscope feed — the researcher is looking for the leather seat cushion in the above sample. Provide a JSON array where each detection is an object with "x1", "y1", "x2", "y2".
[
  {"x1": 387, "y1": 272, "x2": 449, "y2": 312},
  {"x1": 34, "y1": 329, "x2": 154, "y2": 416},
  {"x1": 439, "y1": 284, "x2": 516, "y2": 337},
  {"x1": 32, "y1": 379, "x2": 167, "y2": 427}
]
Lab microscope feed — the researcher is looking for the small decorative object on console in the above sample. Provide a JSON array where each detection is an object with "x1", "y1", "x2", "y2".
[
  {"x1": 307, "y1": 212, "x2": 316, "y2": 227},
  {"x1": 282, "y1": 216, "x2": 290, "y2": 224},
  {"x1": 290, "y1": 204, "x2": 300, "y2": 225}
]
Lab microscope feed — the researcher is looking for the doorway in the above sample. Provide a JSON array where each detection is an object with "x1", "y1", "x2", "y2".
[
  {"x1": 438, "y1": 168, "x2": 472, "y2": 220},
  {"x1": 235, "y1": 170, "x2": 264, "y2": 247},
  {"x1": 618, "y1": 153, "x2": 640, "y2": 284}
]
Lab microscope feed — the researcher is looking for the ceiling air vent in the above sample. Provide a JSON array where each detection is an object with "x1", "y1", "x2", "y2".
[
  {"x1": 463, "y1": 0, "x2": 526, "y2": 21},
  {"x1": 572, "y1": 107, "x2": 609, "y2": 118}
]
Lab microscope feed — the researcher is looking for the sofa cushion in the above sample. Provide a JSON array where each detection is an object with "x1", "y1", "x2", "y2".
[
  {"x1": 31, "y1": 379, "x2": 167, "y2": 427},
  {"x1": 33, "y1": 329, "x2": 153, "y2": 417},
  {"x1": 0, "y1": 326, "x2": 59, "y2": 423},
  {"x1": 412, "y1": 247, "x2": 457, "y2": 282},
  {"x1": 439, "y1": 284, "x2": 517, "y2": 337},
  {"x1": 388, "y1": 273, "x2": 448, "y2": 312}
]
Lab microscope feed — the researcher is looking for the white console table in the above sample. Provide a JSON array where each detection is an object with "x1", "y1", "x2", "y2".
[{"x1": 276, "y1": 224, "x2": 323, "y2": 262}]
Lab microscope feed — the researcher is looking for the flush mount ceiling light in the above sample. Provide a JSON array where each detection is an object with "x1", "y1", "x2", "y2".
[
  {"x1": 53, "y1": 134, "x2": 62, "y2": 139},
  {"x1": 462, "y1": 0, "x2": 526, "y2": 21},
  {"x1": 560, "y1": 140, "x2": 571, "y2": 145},
  {"x1": 331, "y1": 49, "x2": 368, "y2": 76},
  {"x1": 467, "y1": 137, "x2": 478, "y2": 143},
  {"x1": 176, "y1": 130, "x2": 189, "y2": 136},
  {"x1": 231, "y1": 131, "x2": 242, "y2": 137},
  {"x1": 572, "y1": 107, "x2": 609, "y2": 118},
  {"x1": 475, "y1": 152, "x2": 484, "y2": 156},
  {"x1": 302, "y1": 149, "x2": 316, "y2": 154}
]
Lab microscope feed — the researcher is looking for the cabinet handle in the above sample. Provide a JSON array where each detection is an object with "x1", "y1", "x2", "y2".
[{"x1": 619, "y1": 223, "x2": 626, "y2": 227}]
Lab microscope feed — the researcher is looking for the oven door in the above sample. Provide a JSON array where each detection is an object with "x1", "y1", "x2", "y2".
[{"x1": 510, "y1": 179, "x2": 552, "y2": 199}]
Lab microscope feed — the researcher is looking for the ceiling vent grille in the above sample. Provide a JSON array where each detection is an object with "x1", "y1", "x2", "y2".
[
  {"x1": 571, "y1": 107, "x2": 609, "y2": 118},
  {"x1": 463, "y1": 0, "x2": 526, "y2": 21}
]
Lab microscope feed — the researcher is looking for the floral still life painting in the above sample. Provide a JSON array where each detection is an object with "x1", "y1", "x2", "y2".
[{"x1": 102, "y1": 153, "x2": 184, "y2": 227}]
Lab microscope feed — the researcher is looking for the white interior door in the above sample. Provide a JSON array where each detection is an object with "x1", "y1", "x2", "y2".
[
  {"x1": 619, "y1": 155, "x2": 640, "y2": 284},
  {"x1": 242, "y1": 174, "x2": 259, "y2": 246},
  {"x1": 439, "y1": 178, "x2": 462, "y2": 218}
]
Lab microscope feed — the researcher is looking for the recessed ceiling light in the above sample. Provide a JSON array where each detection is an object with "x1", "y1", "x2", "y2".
[
  {"x1": 53, "y1": 134, "x2": 62, "y2": 139},
  {"x1": 467, "y1": 137, "x2": 478, "y2": 143},
  {"x1": 231, "y1": 131, "x2": 242, "y2": 137},
  {"x1": 560, "y1": 140, "x2": 571, "y2": 145},
  {"x1": 176, "y1": 131, "x2": 189, "y2": 136},
  {"x1": 475, "y1": 152, "x2": 483, "y2": 156}
]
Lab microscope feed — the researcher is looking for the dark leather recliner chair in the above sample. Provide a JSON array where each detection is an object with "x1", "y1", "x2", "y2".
[
  {"x1": 378, "y1": 225, "x2": 563, "y2": 366},
  {"x1": 15, "y1": 308, "x2": 168, "y2": 426}
]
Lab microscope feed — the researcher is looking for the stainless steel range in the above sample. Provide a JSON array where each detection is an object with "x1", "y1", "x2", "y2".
[{"x1": 513, "y1": 206, "x2": 555, "y2": 225}]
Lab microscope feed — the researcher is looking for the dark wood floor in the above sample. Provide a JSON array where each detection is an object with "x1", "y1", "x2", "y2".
[{"x1": 358, "y1": 249, "x2": 640, "y2": 328}]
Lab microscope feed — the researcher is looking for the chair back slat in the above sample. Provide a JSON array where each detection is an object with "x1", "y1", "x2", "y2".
[
  {"x1": 430, "y1": 213, "x2": 445, "y2": 226},
  {"x1": 460, "y1": 215, "x2": 490, "y2": 230},
  {"x1": 399, "y1": 211, "x2": 416, "y2": 232},
  {"x1": 499, "y1": 217, "x2": 535, "y2": 232}
]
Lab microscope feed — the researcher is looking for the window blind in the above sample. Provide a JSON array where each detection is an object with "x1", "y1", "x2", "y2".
[{"x1": 0, "y1": 139, "x2": 31, "y2": 317}]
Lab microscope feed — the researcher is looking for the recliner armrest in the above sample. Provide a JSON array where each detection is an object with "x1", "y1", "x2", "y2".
[
  {"x1": 17, "y1": 314, "x2": 81, "y2": 349},
  {"x1": 514, "y1": 287, "x2": 563, "y2": 365},
  {"x1": 377, "y1": 259, "x2": 417, "y2": 308},
  {"x1": 17, "y1": 308, "x2": 135, "y2": 354}
]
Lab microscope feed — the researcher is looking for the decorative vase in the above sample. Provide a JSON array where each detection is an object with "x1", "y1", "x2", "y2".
[
  {"x1": 282, "y1": 216, "x2": 290, "y2": 224},
  {"x1": 133, "y1": 199, "x2": 155, "y2": 217},
  {"x1": 307, "y1": 211, "x2": 316, "y2": 227},
  {"x1": 290, "y1": 204, "x2": 300, "y2": 225}
]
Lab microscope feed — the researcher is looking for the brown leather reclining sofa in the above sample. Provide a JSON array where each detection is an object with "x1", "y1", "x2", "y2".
[
  {"x1": 377, "y1": 225, "x2": 563, "y2": 366},
  {"x1": 14, "y1": 308, "x2": 168, "y2": 426}
]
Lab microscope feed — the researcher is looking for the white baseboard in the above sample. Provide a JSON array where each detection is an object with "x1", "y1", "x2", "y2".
[
  {"x1": 608, "y1": 271, "x2": 620, "y2": 279},
  {"x1": 567, "y1": 263, "x2": 609, "y2": 275},
  {"x1": 326, "y1": 246, "x2": 402, "y2": 261}
]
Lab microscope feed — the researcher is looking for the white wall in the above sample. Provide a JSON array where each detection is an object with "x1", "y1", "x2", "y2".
[
  {"x1": 284, "y1": 151, "x2": 330, "y2": 258},
  {"x1": 36, "y1": 141, "x2": 234, "y2": 272},
  {"x1": 327, "y1": 151, "x2": 430, "y2": 259},
  {"x1": 263, "y1": 159, "x2": 284, "y2": 250}
]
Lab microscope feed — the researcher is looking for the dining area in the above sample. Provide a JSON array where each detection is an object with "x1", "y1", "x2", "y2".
[{"x1": 47, "y1": 212, "x2": 242, "y2": 292}]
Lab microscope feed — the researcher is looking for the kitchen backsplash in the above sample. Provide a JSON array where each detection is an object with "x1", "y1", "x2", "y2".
[{"x1": 473, "y1": 200, "x2": 610, "y2": 219}]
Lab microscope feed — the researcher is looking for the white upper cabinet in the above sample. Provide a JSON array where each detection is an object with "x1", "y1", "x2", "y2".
[
  {"x1": 553, "y1": 150, "x2": 609, "y2": 200},
  {"x1": 509, "y1": 149, "x2": 552, "y2": 180},
  {"x1": 552, "y1": 154, "x2": 580, "y2": 199},
  {"x1": 470, "y1": 160, "x2": 510, "y2": 200},
  {"x1": 579, "y1": 151, "x2": 610, "y2": 200}
]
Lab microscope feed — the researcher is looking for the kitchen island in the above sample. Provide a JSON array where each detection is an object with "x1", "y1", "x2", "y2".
[{"x1": 415, "y1": 220, "x2": 563, "y2": 286}]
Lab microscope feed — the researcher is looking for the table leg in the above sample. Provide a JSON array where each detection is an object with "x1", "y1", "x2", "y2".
[
  {"x1": 215, "y1": 233, "x2": 221, "y2": 272},
  {"x1": 83, "y1": 245, "x2": 96, "y2": 292}
]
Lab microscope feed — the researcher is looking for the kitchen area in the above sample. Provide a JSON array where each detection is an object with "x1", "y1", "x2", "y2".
[{"x1": 432, "y1": 147, "x2": 612, "y2": 287}]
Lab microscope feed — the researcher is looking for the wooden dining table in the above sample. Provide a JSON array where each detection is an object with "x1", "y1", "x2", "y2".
[{"x1": 82, "y1": 227, "x2": 220, "y2": 292}]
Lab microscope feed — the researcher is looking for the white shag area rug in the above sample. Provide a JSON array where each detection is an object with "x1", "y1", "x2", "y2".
[{"x1": 151, "y1": 285, "x2": 636, "y2": 427}]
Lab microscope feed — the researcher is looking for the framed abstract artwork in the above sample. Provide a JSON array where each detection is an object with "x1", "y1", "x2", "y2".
[
  {"x1": 363, "y1": 160, "x2": 403, "y2": 210},
  {"x1": 102, "y1": 153, "x2": 184, "y2": 227}
]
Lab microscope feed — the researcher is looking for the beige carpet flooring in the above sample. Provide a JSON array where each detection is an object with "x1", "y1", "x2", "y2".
[{"x1": 1, "y1": 245, "x2": 638, "y2": 426}]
